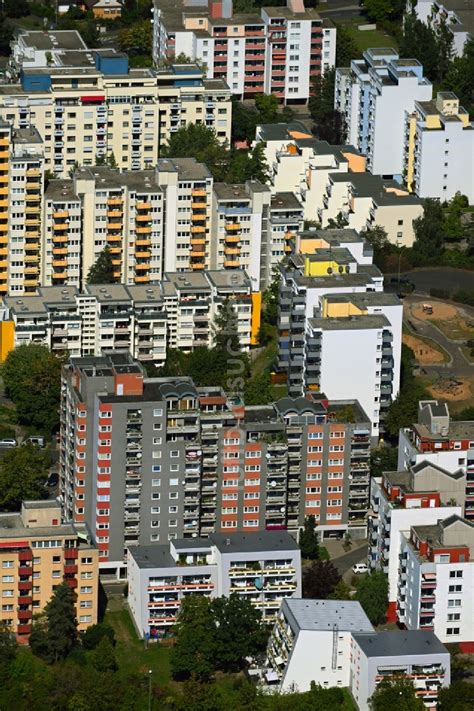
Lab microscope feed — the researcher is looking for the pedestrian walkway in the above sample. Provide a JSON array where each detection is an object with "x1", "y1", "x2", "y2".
[{"x1": 323, "y1": 537, "x2": 367, "y2": 560}]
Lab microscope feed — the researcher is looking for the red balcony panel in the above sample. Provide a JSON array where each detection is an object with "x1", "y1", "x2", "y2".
[
  {"x1": 65, "y1": 577, "x2": 77, "y2": 589},
  {"x1": 17, "y1": 624, "x2": 32, "y2": 635},
  {"x1": 18, "y1": 595, "x2": 32, "y2": 605},
  {"x1": 18, "y1": 581, "x2": 32, "y2": 591},
  {"x1": 18, "y1": 550, "x2": 33, "y2": 562},
  {"x1": 64, "y1": 548, "x2": 78, "y2": 559},
  {"x1": 18, "y1": 609, "x2": 32, "y2": 621},
  {"x1": 18, "y1": 566, "x2": 32, "y2": 576},
  {"x1": 64, "y1": 564, "x2": 78, "y2": 575}
]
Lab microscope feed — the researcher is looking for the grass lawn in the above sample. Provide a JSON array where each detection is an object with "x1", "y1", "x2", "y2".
[
  {"x1": 250, "y1": 325, "x2": 277, "y2": 378},
  {"x1": 345, "y1": 26, "x2": 398, "y2": 52},
  {"x1": 432, "y1": 318, "x2": 474, "y2": 342},
  {"x1": 104, "y1": 599, "x2": 172, "y2": 687}
]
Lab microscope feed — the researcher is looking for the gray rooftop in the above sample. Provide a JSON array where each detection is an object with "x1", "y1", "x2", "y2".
[
  {"x1": 308, "y1": 314, "x2": 390, "y2": 331},
  {"x1": 128, "y1": 545, "x2": 176, "y2": 569},
  {"x1": 156, "y1": 157, "x2": 211, "y2": 181},
  {"x1": 210, "y1": 530, "x2": 299, "y2": 554},
  {"x1": 256, "y1": 121, "x2": 312, "y2": 142},
  {"x1": 353, "y1": 630, "x2": 448, "y2": 658},
  {"x1": 17, "y1": 30, "x2": 88, "y2": 51},
  {"x1": 283, "y1": 598, "x2": 373, "y2": 633},
  {"x1": 45, "y1": 179, "x2": 79, "y2": 202}
]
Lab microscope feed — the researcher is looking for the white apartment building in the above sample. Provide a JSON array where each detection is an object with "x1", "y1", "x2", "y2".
[
  {"x1": 278, "y1": 248, "x2": 402, "y2": 437},
  {"x1": 7, "y1": 30, "x2": 89, "y2": 80},
  {"x1": 398, "y1": 400, "x2": 474, "y2": 522},
  {"x1": 0, "y1": 49, "x2": 231, "y2": 178},
  {"x1": 369, "y1": 462, "x2": 464, "y2": 622},
  {"x1": 399, "y1": 515, "x2": 474, "y2": 648},
  {"x1": 335, "y1": 48, "x2": 432, "y2": 178},
  {"x1": 128, "y1": 531, "x2": 302, "y2": 637},
  {"x1": 0, "y1": 271, "x2": 258, "y2": 361},
  {"x1": 414, "y1": 0, "x2": 472, "y2": 57},
  {"x1": 405, "y1": 92, "x2": 474, "y2": 202},
  {"x1": 350, "y1": 630, "x2": 450, "y2": 710},
  {"x1": 152, "y1": 0, "x2": 336, "y2": 104}
]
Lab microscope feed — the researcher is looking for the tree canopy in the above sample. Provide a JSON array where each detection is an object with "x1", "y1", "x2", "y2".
[
  {"x1": 87, "y1": 245, "x2": 116, "y2": 285},
  {"x1": 356, "y1": 571, "x2": 388, "y2": 626},
  {"x1": 303, "y1": 560, "x2": 342, "y2": 599},
  {"x1": 299, "y1": 515, "x2": 320, "y2": 560},
  {"x1": 2, "y1": 343, "x2": 64, "y2": 432},
  {"x1": 0, "y1": 445, "x2": 50, "y2": 511},
  {"x1": 369, "y1": 677, "x2": 424, "y2": 710},
  {"x1": 30, "y1": 582, "x2": 79, "y2": 663}
]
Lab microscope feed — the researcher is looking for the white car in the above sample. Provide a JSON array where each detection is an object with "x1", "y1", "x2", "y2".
[
  {"x1": 0, "y1": 438, "x2": 17, "y2": 448},
  {"x1": 352, "y1": 563, "x2": 369, "y2": 575}
]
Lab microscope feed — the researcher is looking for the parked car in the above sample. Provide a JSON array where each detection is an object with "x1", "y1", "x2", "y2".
[
  {"x1": 23, "y1": 436, "x2": 45, "y2": 447},
  {"x1": 0, "y1": 438, "x2": 17, "y2": 448},
  {"x1": 352, "y1": 563, "x2": 369, "y2": 575}
]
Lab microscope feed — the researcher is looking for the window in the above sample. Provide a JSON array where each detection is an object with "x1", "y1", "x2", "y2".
[
  {"x1": 446, "y1": 627, "x2": 460, "y2": 636},
  {"x1": 153, "y1": 409, "x2": 163, "y2": 416},
  {"x1": 450, "y1": 570, "x2": 463, "y2": 578},
  {"x1": 448, "y1": 599, "x2": 462, "y2": 608},
  {"x1": 447, "y1": 613, "x2": 460, "y2": 621},
  {"x1": 449, "y1": 584, "x2": 462, "y2": 593},
  {"x1": 2, "y1": 561, "x2": 13, "y2": 568},
  {"x1": 80, "y1": 615, "x2": 92, "y2": 623},
  {"x1": 170, "y1": 478, "x2": 179, "y2": 486},
  {"x1": 152, "y1": 478, "x2": 161, "y2": 486},
  {"x1": 81, "y1": 557, "x2": 93, "y2": 565},
  {"x1": 1, "y1": 576, "x2": 13, "y2": 583}
]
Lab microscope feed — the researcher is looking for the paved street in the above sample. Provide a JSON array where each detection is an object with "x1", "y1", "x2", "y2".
[
  {"x1": 332, "y1": 546, "x2": 368, "y2": 581},
  {"x1": 388, "y1": 267, "x2": 474, "y2": 295}
]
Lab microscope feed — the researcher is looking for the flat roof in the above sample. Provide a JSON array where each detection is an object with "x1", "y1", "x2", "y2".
[
  {"x1": 308, "y1": 314, "x2": 390, "y2": 331},
  {"x1": 128, "y1": 545, "x2": 176, "y2": 569},
  {"x1": 45, "y1": 179, "x2": 79, "y2": 202},
  {"x1": 324, "y1": 292, "x2": 400, "y2": 307},
  {"x1": 283, "y1": 598, "x2": 373, "y2": 633},
  {"x1": 210, "y1": 530, "x2": 299, "y2": 553},
  {"x1": 256, "y1": 121, "x2": 311, "y2": 142},
  {"x1": 271, "y1": 192, "x2": 303, "y2": 211},
  {"x1": 17, "y1": 30, "x2": 88, "y2": 51},
  {"x1": 353, "y1": 630, "x2": 448, "y2": 657},
  {"x1": 412, "y1": 420, "x2": 474, "y2": 442},
  {"x1": 156, "y1": 157, "x2": 211, "y2": 181}
]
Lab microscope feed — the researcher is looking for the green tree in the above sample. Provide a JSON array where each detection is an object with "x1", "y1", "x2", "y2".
[
  {"x1": 254, "y1": 94, "x2": 280, "y2": 123},
  {"x1": 436, "y1": 15, "x2": 454, "y2": 82},
  {"x1": 370, "y1": 677, "x2": 424, "y2": 710},
  {"x1": 400, "y1": 14, "x2": 440, "y2": 81},
  {"x1": 91, "y1": 636, "x2": 118, "y2": 672},
  {"x1": 171, "y1": 595, "x2": 217, "y2": 681},
  {"x1": 30, "y1": 582, "x2": 79, "y2": 663},
  {"x1": 81, "y1": 622, "x2": 116, "y2": 650},
  {"x1": 4, "y1": 0, "x2": 29, "y2": 17},
  {"x1": 211, "y1": 594, "x2": 268, "y2": 672},
  {"x1": 118, "y1": 20, "x2": 152, "y2": 57},
  {"x1": 213, "y1": 297, "x2": 241, "y2": 353},
  {"x1": 438, "y1": 681, "x2": 474, "y2": 711},
  {"x1": 335, "y1": 25, "x2": 358, "y2": 66},
  {"x1": 363, "y1": 0, "x2": 404, "y2": 23},
  {"x1": 163, "y1": 124, "x2": 230, "y2": 182},
  {"x1": 262, "y1": 268, "x2": 280, "y2": 327},
  {"x1": 2, "y1": 343, "x2": 64, "y2": 432},
  {"x1": 248, "y1": 141, "x2": 269, "y2": 183},
  {"x1": 244, "y1": 371, "x2": 273, "y2": 405},
  {"x1": 328, "y1": 579, "x2": 352, "y2": 600},
  {"x1": 231, "y1": 99, "x2": 258, "y2": 142},
  {"x1": 309, "y1": 69, "x2": 346, "y2": 144},
  {"x1": 442, "y1": 37, "x2": 474, "y2": 115},
  {"x1": 0, "y1": 14, "x2": 14, "y2": 56},
  {"x1": 412, "y1": 199, "x2": 445, "y2": 264},
  {"x1": 303, "y1": 560, "x2": 341, "y2": 599},
  {"x1": 356, "y1": 571, "x2": 388, "y2": 625},
  {"x1": 299, "y1": 515, "x2": 320, "y2": 560},
  {"x1": 0, "y1": 624, "x2": 17, "y2": 683},
  {"x1": 87, "y1": 245, "x2": 116, "y2": 284},
  {"x1": 384, "y1": 345, "x2": 430, "y2": 438},
  {"x1": 0, "y1": 445, "x2": 50, "y2": 511},
  {"x1": 370, "y1": 445, "x2": 399, "y2": 478},
  {"x1": 158, "y1": 348, "x2": 189, "y2": 378}
]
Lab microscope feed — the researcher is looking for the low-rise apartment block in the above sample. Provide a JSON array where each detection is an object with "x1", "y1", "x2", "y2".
[
  {"x1": 335, "y1": 48, "x2": 432, "y2": 178},
  {"x1": 127, "y1": 531, "x2": 301, "y2": 636},
  {"x1": 152, "y1": 0, "x2": 336, "y2": 104},
  {"x1": 414, "y1": 0, "x2": 472, "y2": 57},
  {"x1": 369, "y1": 461, "x2": 464, "y2": 621},
  {"x1": 59, "y1": 351, "x2": 372, "y2": 576},
  {"x1": 398, "y1": 400, "x2": 474, "y2": 521},
  {"x1": 350, "y1": 630, "x2": 450, "y2": 710},
  {"x1": 0, "y1": 499, "x2": 99, "y2": 640},
  {"x1": 404, "y1": 91, "x2": 474, "y2": 203},
  {"x1": 0, "y1": 271, "x2": 258, "y2": 361},
  {"x1": 399, "y1": 515, "x2": 474, "y2": 649},
  {"x1": 277, "y1": 247, "x2": 402, "y2": 436},
  {"x1": 0, "y1": 42, "x2": 231, "y2": 178}
]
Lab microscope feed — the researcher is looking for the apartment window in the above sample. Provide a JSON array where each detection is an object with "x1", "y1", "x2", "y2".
[
  {"x1": 243, "y1": 520, "x2": 259, "y2": 527},
  {"x1": 152, "y1": 466, "x2": 161, "y2": 473},
  {"x1": 150, "y1": 534, "x2": 160, "y2": 542},
  {"x1": 1, "y1": 575, "x2": 13, "y2": 583},
  {"x1": 448, "y1": 599, "x2": 462, "y2": 607},
  {"x1": 81, "y1": 572, "x2": 93, "y2": 579},
  {"x1": 327, "y1": 499, "x2": 342, "y2": 507},
  {"x1": 81, "y1": 557, "x2": 93, "y2": 564},
  {"x1": 153, "y1": 409, "x2": 163, "y2": 416},
  {"x1": 151, "y1": 493, "x2": 160, "y2": 500},
  {"x1": 52, "y1": 571, "x2": 61, "y2": 578},
  {"x1": 151, "y1": 520, "x2": 160, "y2": 528},
  {"x1": 447, "y1": 613, "x2": 460, "y2": 621},
  {"x1": 446, "y1": 627, "x2": 460, "y2": 636},
  {"x1": 306, "y1": 487, "x2": 321, "y2": 494},
  {"x1": 152, "y1": 479, "x2": 161, "y2": 486},
  {"x1": 450, "y1": 570, "x2": 463, "y2": 578},
  {"x1": 308, "y1": 432, "x2": 323, "y2": 439},
  {"x1": 2, "y1": 590, "x2": 13, "y2": 598},
  {"x1": 170, "y1": 478, "x2": 179, "y2": 486},
  {"x1": 449, "y1": 584, "x2": 462, "y2": 593}
]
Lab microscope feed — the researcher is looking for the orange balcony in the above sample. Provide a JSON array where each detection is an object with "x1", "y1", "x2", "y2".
[
  {"x1": 0, "y1": 248, "x2": 8, "y2": 257},
  {"x1": 53, "y1": 211, "x2": 69, "y2": 219},
  {"x1": 191, "y1": 238, "x2": 206, "y2": 245},
  {"x1": 26, "y1": 169, "x2": 40, "y2": 178},
  {"x1": 192, "y1": 201, "x2": 207, "y2": 209},
  {"x1": 0, "y1": 187, "x2": 8, "y2": 196},
  {"x1": 135, "y1": 239, "x2": 151, "y2": 247},
  {"x1": 24, "y1": 278, "x2": 39, "y2": 287},
  {"x1": 53, "y1": 223, "x2": 68, "y2": 231},
  {"x1": 25, "y1": 206, "x2": 40, "y2": 215},
  {"x1": 25, "y1": 218, "x2": 40, "y2": 226},
  {"x1": 107, "y1": 197, "x2": 123, "y2": 205},
  {"x1": 107, "y1": 223, "x2": 123, "y2": 231},
  {"x1": 109, "y1": 247, "x2": 122, "y2": 255},
  {"x1": 135, "y1": 250, "x2": 151, "y2": 259},
  {"x1": 111, "y1": 259, "x2": 122, "y2": 267},
  {"x1": 225, "y1": 223, "x2": 241, "y2": 231},
  {"x1": 25, "y1": 255, "x2": 39, "y2": 263},
  {"x1": 106, "y1": 234, "x2": 122, "y2": 242},
  {"x1": 191, "y1": 249, "x2": 205, "y2": 257},
  {"x1": 136, "y1": 226, "x2": 151, "y2": 234},
  {"x1": 191, "y1": 225, "x2": 205, "y2": 234},
  {"x1": 192, "y1": 188, "x2": 206, "y2": 197},
  {"x1": 25, "y1": 230, "x2": 40, "y2": 238},
  {"x1": 53, "y1": 259, "x2": 67, "y2": 268},
  {"x1": 136, "y1": 214, "x2": 151, "y2": 222},
  {"x1": 0, "y1": 174, "x2": 8, "y2": 183},
  {"x1": 0, "y1": 138, "x2": 8, "y2": 147},
  {"x1": 0, "y1": 151, "x2": 8, "y2": 161},
  {"x1": 25, "y1": 266, "x2": 39, "y2": 275},
  {"x1": 135, "y1": 262, "x2": 150, "y2": 271},
  {"x1": 225, "y1": 247, "x2": 240, "y2": 255},
  {"x1": 52, "y1": 247, "x2": 68, "y2": 255},
  {"x1": 225, "y1": 234, "x2": 240, "y2": 243},
  {"x1": 26, "y1": 194, "x2": 40, "y2": 203},
  {"x1": 137, "y1": 202, "x2": 151, "y2": 210},
  {"x1": 113, "y1": 270, "x2": 122, "y2": 279},
  {"x1": 135, "y1": 274, "x2": 150, "y2": 283},
  {"x1": 191, "y1": 262, "x2": 205, "y2": 270},
  {"x1": 224, "y1": 259, "x2": 240, "y2": 267},
  {"x1": 191, "y1": 214, "x2": 206, "y2": 222},
  {"x1": 0, "y1": 199, "x2": 8, "y2": 209},
  {"x1": 107, "y1": 210, "x2": 123, "y2": 218},
  {"x1": 52, "y1": 271, "x2": 67, "y2": 280}
]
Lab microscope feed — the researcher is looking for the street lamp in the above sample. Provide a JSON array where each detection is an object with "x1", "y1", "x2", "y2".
[{"x1": 148, "y1": 669, "x2": 152, "y2": 711}]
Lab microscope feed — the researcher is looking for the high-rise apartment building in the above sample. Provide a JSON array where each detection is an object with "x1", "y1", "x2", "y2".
[
  {"x1": 0, "y1": 122, "x2": 44, "y2": 296},
  {"x1": 335, "y1": 48, "x2": 432, "y2": 178},
  {"x1": 59, "y1": 352, "x2": 372, "y2": 577},
  {"x1": 404, "y1": 92, "x2": 474, "y2": 202},
  {"x1": 398, "y1": 400, "x2": 474, "y2": 522},
  {"x1": 0, "y1": 45, "x2": 231, "y2": 178},
  {"x1": 277, "y1": 248, "x2": 402, "y2": 437},
  {"x1": 152, "y1": 0, "x2": 336, "y2": 104},
  {"x1": 0, "y1": 499, "x2": 99, "y2": 640},
  {"x1": 0, "y1": 271, "x2": 259, "y2": 360}
]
